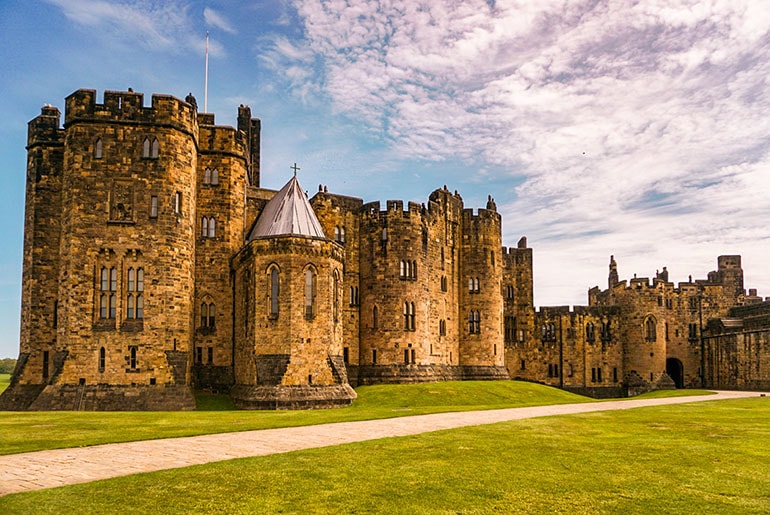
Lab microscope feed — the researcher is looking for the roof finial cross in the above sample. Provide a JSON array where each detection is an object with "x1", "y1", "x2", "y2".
[{"x1": 290, "y1": 162, "x2": 300, "y2": 176}]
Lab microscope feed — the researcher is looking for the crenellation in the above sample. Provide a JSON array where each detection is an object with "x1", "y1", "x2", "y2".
[{"x1": 3, "y1": 85, "x2": 769, "y2": 411}]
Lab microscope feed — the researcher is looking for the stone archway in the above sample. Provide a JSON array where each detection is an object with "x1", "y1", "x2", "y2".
[{"x1": 666, "y1": 358, "x2": 684, "y2": 388}]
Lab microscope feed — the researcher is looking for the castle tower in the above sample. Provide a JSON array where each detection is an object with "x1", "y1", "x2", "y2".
[
  {"x1": 458, "y1": 204, "x2": 508, "y2": 379},
  {"x1": 231, "y1": 175, "x2": 356, "y2": 408},
  {"x1": 1, "y1": 89, "x2": 215, "y2": 410},
  {"x1": 192, "y1": 105, "x2": 254, "y2": 390},
  {"x1": 608, "y1": 255, "x2": 619, "y2": 288},
  {"x1": 0, "y1": 106, "x2": 65, "y2": 409}
]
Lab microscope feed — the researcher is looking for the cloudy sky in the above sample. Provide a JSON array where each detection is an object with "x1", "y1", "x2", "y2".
[{"x1": 0, "y1": 0, "x2": 769, "y2": 358}]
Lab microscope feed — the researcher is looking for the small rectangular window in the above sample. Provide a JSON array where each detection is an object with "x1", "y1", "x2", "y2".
[
  {"x1": 207, "y1": 347, "x2": 213, "y2": 364},
  {"x1": 174, "y1": 192, "x2": 182, "y2": 214},
  {"x1": 150, "y1": 196, "x2": 158, "y2": 218}
]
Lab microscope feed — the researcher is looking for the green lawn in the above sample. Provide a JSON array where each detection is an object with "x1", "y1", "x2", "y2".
[
  {"x1": 0, "y1": 374, "x2": 9, "y2": 394},
  {"x1": 2, "y1": 397, "x2": 767, "y2": 514},
  {"x1": 0, "y1": 380, "x2": 588, "y2": 455}
]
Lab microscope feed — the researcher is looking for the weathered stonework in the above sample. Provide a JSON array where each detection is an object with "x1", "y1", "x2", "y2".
[{"x1": 1, "y1": 87, "x2": 767, "y2": 411}]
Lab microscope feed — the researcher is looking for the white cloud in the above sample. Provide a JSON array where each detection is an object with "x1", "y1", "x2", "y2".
[
  {"x1": 204, "y1": 7, "x2": 237, "y2": 34},
  {"x1": 46, "y1": 0, "x2": 191, "y2": 51},
  {"x1": 273, "y1": 0, "x2": 770, "y2": 304}
]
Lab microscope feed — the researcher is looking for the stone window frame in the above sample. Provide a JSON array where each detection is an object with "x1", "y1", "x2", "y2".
[
  {"x1": 600, "y1": 319, "x2": 611, "y2": 341},
  {"x1": 201, "y1": 217, "x2": 216, "y2": 238},
  {"x1": 644, "y1": 316, "x2": 657, "y2": 342},
  {"x1": 586, "y1": 322, "x2": 595, "y2": 343},
  {"x1": 128, "y1": 345, "x2": 138, "y2": 371},
  {"x1": 142, "y1": 136, "x2": 159, "y2": 159},
  {"x1": 349, "y1": 285, "x2": 359, "y2": 307},
  {"x1": 304, "y1": 265, "x2": 318, "y2": 319},
  {"x1": 334, "y1": 226, "x2": 346, "y2": 243},
  {"x1": 99, "y1": 266, "x2": 118, "y2": 320},
  {"x1": 203, "y1": 167, "x2": 220, "y2": 186},
  {"x1": 468, "y1": 277, "x2": 480, "y2": 294},
  {"x1": 267, "y1": 264, "x2": 280, "y2": 319},
  {"x1": 541, "y1": 322, "x2": 556, "y2": 342},
  {"x1": 469, "y1": 310, "x2": 481, "y2": 334},
  {"x1": 173, "y1": 191, "x2": 182, "y2": 215},
  {"x1": 403, "y1": 301, "x2": 416, "y2": 331},
  {"x1": 199, "y1": 299, "x2": 216, "y2": 329},
  {"x1": 149, "y1": 195, "x2": 158, "y2": 219},
  {"x1": 125, "y1": 267, "x2": 144, "y2": 320}
]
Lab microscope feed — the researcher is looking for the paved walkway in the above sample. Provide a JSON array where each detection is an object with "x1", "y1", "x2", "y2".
[{"x1": 0, "y1": 390, "x2": 764, "y2": 496}]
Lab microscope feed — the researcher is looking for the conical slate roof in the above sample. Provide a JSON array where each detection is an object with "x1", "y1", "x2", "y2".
[{"x1": 248, "y1": 175, "x2": 326, "y2": 240}]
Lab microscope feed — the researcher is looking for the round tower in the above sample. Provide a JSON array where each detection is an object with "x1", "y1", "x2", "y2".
[
  {"x1": 458, "y1": 205, "x2": 508, "y2": 379},
  {"x1": 231, "y1": 175, "x2": 356, "y2": 408},
  {"x1": 33, "y1": 89, "x2": 198, "y2": 409}
]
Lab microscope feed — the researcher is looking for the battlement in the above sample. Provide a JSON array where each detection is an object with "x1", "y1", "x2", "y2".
[
  {"x1": 199, "y1": 123, "x2": 247, "y2": 156},
  {"x1": 461, "y1": 207, "x2": 500, "y2": 222},
  {"x1": 63, "y1": 89, "x2": 197, "y2": 134},
  {"x1": 27, "y1": 105, "x2": 63, "y2": 148},
  {"x1": 537, "y1": 305, "x2": 620, "y2": 317},
  {"x1": 361, "y1": 199, "x2": 426, "y2": 221}
]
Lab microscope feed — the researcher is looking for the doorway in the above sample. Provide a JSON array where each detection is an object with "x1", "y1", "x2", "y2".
[{"x1": 666, "y1": 358, "x2": 684, "y2": 388}]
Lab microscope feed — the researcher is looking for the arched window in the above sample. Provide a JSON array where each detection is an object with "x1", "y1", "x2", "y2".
[
  {"x1": 372, "y1": 305, "x2": 379, "y2": 330},
  {"x1": 151, "y1": 137, "x2": 159, "y2": 158},
  {"x1": 201, "y1": 217, "x2": 208, "y2": 237},
  {"x1": 204, "y1": 168, "x2": 211, "y2": 184},
  {"x1": 208, "y1": 302, "x2": 215, "y2": 327},
  {"x1": 586, "y1": 322, "x2": 595, "y2": 342},
  {"x1": 410, "y1": 302, "x2": 415, "y2": 330},
  {"x1": 601, "y1": 320, "x2": 611, "y2": 341},
  {"x1": 412, "y1": 261, "x2": 417, "y2": 279},
  {"x1": 645, "y1": 316, "x2": 657, "y2": 341},
  {"x1": 269, "y1": 266, "x2": 279, "y2": 316},
  {"x1": 142, "y1": 137, "x2": 151, "y2": 158},
  {"x1": 129, "y1": 346, "x2": 138, "y2": 369},
  {"x1": 381, "y1": 227, "x2": 387, "y2": 240},
  {"x1": 109, "y1": 267, "x2": 117, "y2": 319},
  {"x1": 304, "y1": 267, "x2": 316, "y2": 318},
  {"x1": 95, "y1": 138, "x2": 103, "y2": 159},
  {"x1": 340, "y1": 226, "x2": 345, "y2": 242},
  {"x1": 468, "y1": 277, "x2": 474, "y2": 293},
  {"x1": 208, "y1": 218, "x2": 215, "y2": 238},
  {"x1": 211, "y1": 169, "x2": 219, "y2": 185},
  {"x1": 334, "y1": 226, "x2": 340, "y2": 241},
  {"x1": 200, "y1": 302, "x2": 208, "y2": 327},
  {"x1": 98, "y1": 347, "x2": 105, "y2": 372}
]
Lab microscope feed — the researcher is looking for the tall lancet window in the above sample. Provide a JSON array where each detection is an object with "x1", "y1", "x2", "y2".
[
  {"x1": 269, "y1": 266, "x2": 280, "y2": 317},
  {"x1": 304, "y1": 268, "x2": 316, "y2": 318}
]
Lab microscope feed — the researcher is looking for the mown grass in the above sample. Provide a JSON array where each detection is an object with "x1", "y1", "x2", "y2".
[
  {"x1": 2, "y1": 396, "x2": 767, "y2": 514},
  {"x1": 0, "y1": 374, "x2": 9, "y2": 394},
  {"x1": 0, "y1": 380, "x2": 588, "y2": 455}
]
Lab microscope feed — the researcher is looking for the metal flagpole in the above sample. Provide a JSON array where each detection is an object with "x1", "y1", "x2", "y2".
[{"x1": 204, "y1": 31, "x2": 209, "y2": 113}]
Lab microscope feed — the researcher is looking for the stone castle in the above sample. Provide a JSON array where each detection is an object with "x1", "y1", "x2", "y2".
[{"x1": 1, "y1": 88, "x2": 768, "y2": 411}]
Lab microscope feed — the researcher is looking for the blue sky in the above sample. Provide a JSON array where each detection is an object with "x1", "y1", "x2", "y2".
[{"x1": 1, "y1": 0, "x2": 769, "y2": 358}]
